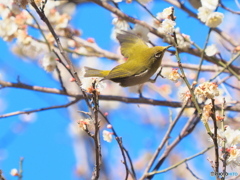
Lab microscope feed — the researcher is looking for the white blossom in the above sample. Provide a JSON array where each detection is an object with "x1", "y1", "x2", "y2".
[
  {"x1": 163, "y1": 28, "x2": 191, "y2": 50},
  {"x1": 194, "y1": 82, "x2": 219, "y2": 100},
  {"x1": 138, "y1": 0, "x2": 152, "y2": 4},
  {"x1": 158, "y1": 19, "x2": 176, "y2": 34},
  {"x1": 0, "y1": 8, "x2": 11, "y2": 19},
  {"x1": 42, "y1": 52, "x2": 57, "y2": 72},
  {"x1": 10, "y1": 168, "x2": 18, "y2": 176},
  {"x1": 12, "y1": 39, "x2": 45, "y2": 59},
  {"x1": 111, "y1": 17, "x2": 129, "y2": 40},
  {"x1": 201, "y1": 0, "x2": 219, "y2": 11},
  {"x1": 103, "y1": 130, "x2": 113, "y2": 143},
  {"x1": 227, "y1": 146, "x2": 240, "y2": 169},
  {"x1": 156, "y1": 7, "x2": 173, "y2": 20},
  {"x1": 217, "y1": 126, "x2": 240, "y2": 147},
  {"x1": 112, "y1": 17, "x2": 129, "y2": 30},
  {"x1": 205, "y1": 12, "x2": 224, "y2": 28},
  {"x1": 168, "y1": 69, "x2": 181, "y2": 82},
  {"x1": 205, "y1": 44, "x2": 219, "y2": 56},
  {"x1": 131, "y1": 24, "x2": 149, "y2": 42},
  {"x1": 198, "y1": 6, "x2": 212, "y2": 22},
  {"x1": 77, "y1": 118, "x2": 93, "y2": 130},
  {"x1": 81, "y1": 77, "x2": 106, "y2": 94},
  {"x1": 0, "y1": 17, "x2": 18, "y2": 41}
]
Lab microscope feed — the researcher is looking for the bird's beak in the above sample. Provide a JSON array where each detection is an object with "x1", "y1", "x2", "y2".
[{"x1": 165, "y1": 45, "x2": 172, "y2": 50}]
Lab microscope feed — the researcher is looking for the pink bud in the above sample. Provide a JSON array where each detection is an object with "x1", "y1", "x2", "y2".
[
  {"x1": 107, "y1": 124, "x2": 112, "y2": 129},
  {"x1": 87, "y1": 38, "x2": 95, "y2": 43},
  {"x1": 70, "y1": 77, "x2": 76, "y2": 82}
]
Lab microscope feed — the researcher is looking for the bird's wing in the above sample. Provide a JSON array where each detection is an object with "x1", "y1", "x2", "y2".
[
  {"x1": 116, "y1": 31, "x2": 149, "y2": 58},
  {"x1": 104, "y1": 60, "x2": 147, "y2": 80}
]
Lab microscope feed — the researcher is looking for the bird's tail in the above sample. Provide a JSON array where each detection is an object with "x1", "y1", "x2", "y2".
[{"x1": 83, "y1": 67, "x2": 110, "y2": 78}]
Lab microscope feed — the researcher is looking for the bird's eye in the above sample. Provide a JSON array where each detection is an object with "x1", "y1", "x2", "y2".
[{"x1": 154, "y1": 52, "x2": 162, "y2": 58}]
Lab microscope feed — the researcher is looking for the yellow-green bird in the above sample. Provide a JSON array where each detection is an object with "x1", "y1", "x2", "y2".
[{"x1": 84, "y1": 31, "x2": 171, "y2": 87}]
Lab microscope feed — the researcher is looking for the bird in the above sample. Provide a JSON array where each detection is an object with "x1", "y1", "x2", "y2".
[{"x1": 83, "y1": 31, "x2": 171, "y2": 87}]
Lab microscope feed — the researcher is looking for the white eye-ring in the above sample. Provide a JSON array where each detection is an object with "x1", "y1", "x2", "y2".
[{"x1": 154, "y1": 52, "x2": 162, "y2": 58}]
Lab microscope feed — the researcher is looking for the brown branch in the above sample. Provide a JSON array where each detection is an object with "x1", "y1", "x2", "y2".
[
  {"x1": 141, "y1": 100, "x2": 189, "y2": 179},
  {"x1": 161, "y1": 62, "x2": 234, "y2": 72},
  {"x1": 30, "y1": 1, "x2": 93, "y2": 114},
  {"x1": 55, "y1": 65, "x2": 67, "y2": 92},
  {"x1": 210, "y1": 99, "x2": 219, "y2": 178},
  {"x1": 185, "y1": 162, "x2": 201, "y2": 180},
  {"x1": 0, "y1": 170, "x2": 5, "y2": 180},
  {"x1": 146, "y1": 111, "x2": 200, "y2": 179},
  {"x1": 91, "y1": 83, "x2": 102, "y2": 180},
  {"x1": 0, "y1": 80, "x2": 78, "y2": 97},
  {"x1": 99, "y1": 111, "x2": 136, "y2": 179},
  {"x1": 141, "y1": 145, "x2": 212, "y2": 177},
  {"x1": 219, "y1": 1, "x2": 240, "y2": 15},
  {"x1": 2, "y1": 80, "x2": 240, "y2": 112},
  {"x1": 163, "y1": 0, "x2": 239, "y2": 47},
  {"x1": 0, "y1": 98, "x2": 80, "y2": 118}
]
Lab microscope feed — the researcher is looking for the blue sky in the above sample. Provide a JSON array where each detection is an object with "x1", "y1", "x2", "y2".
[{"x1": 0, "y1": 1, "x2": 239, "y2": 180}]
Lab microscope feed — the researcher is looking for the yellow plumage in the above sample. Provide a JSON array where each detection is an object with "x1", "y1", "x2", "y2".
[{"x1": 84, "y1": 31, "x2": 170, "y2": 87}]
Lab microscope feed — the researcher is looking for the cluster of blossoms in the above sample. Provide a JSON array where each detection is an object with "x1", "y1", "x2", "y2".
[
  {"x1": 81, "y1": 77, "x2": 106, "y2": 95},
  {"x1": 194, "y1": 82, "x2": 219, "y2": 101},
  {"x1": 153, "y1": 7, "x2": 192, "y2": 50},
  {"x1": 163, "y1": 28, "x2": 192, "y2": 50},
  {"x1": 197, "y1": 0, "x2": 224, "y2": 28},
  {"x1": 111, "y1": 16, "x2": 150, "y2": 42},
  {"x1": 153, "y1": 7, "x2": 175, "y2": 35},
  {"x1": 0, "y1": 0, "x2": 76, "y2": 72},
  {"x1": 168, "y1": 68, "x2": 181, "y2": 82},
  {"x1": 213, "y1": 126, "x2": 240, "y2": 168},
  {"x1": 77, "y1": 118, "x2": 93, "y2": 130}
]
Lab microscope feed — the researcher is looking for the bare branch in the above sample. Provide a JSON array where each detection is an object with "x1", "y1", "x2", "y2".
[
  {"x1": 141, "y1": 100, "x2": 190, "y2": 178},
  {"x1": 0, "y1": 98, "x2": 80, "y2": 118},
  {"x1": 1, "y1": 80, "x2": 240, "y2": 112}
]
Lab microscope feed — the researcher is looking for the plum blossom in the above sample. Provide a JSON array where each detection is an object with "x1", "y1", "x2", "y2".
[
  {"x1": 103, "y1": 130, "x2": 113, "y2": 143},
  {"x1": 42, "y1": 52, "x2": 57, "y2": 72},
  {"x1": 194, "y1": 82, "x2": 219, "y2": 100},
  {"x1": 205, "y1": 44, "x2": 219, "y2": 56}
]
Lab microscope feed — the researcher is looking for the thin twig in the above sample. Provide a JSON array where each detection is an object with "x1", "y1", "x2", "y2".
[
  {"x1": 141, "y1": 99, "x2": 190, "y2": 179},
  {"x1": 18, "y1": 157, "x2": 24, "y2": 180},
  {"x1": 210, "y1": 99, "x2": 219, "y2": 178},
  {"x1": 210, "y1": 51, "x2": 240, "y2": 81},
  {"x1": 144, "y1": 111, "x2": 200, "y2": 179},
  {"x1": 0, "y1": 98, "x2": 80, "y2": 118},
  {"x1": 195, "y1": 28, "x2": 212, "y2": 82},
  {"x1": 55, "y1": 65, "x2": 67, "y2": 92},
  {"x1": 99, "y1": 111, "x2": 136, "y2": 179},
  {"x1": 185, "y1": 162, "x2": 202, "y2": 180},
  {"x1": 0, "y1": 170, "x2": 5, "y2": 180},
  {"x1": 26, "y1": 8, "x2": 51, "y2": 51},
  {"x1": 219, "y1": 0, "x2": 240, "y2": 14},
  {"x1": 91, "y1": 81, "x2": 102, "y2": 180}
]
